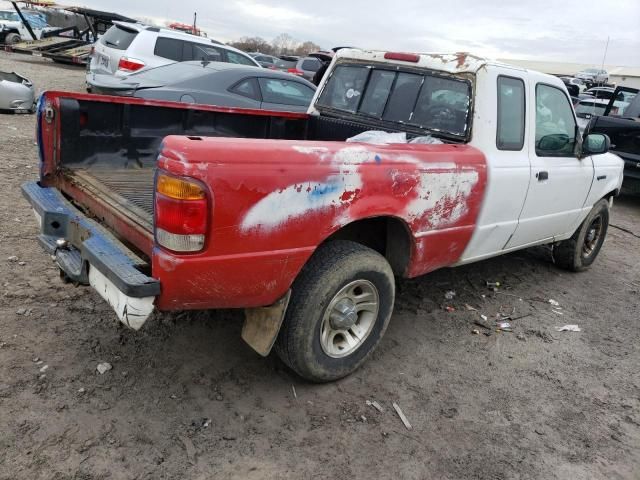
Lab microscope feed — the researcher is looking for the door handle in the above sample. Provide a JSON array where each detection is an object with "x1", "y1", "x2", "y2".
[{"x1": 536, "y1": 171, "x2": 549, "y2": 181}]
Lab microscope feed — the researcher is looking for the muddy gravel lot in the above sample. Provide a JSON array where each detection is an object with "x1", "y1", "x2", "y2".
[{"x1": 0, "y1": 52, "x2": 639, "y2": 480}]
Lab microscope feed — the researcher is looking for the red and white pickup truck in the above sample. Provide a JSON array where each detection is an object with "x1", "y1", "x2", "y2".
[{"x1": 23, "y1": 49, "x2": 623, "y2": 381}]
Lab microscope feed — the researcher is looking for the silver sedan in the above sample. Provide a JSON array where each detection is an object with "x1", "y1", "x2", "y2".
[{"x1": 0, "y1": 71, "x2": 35, "y2": 113}]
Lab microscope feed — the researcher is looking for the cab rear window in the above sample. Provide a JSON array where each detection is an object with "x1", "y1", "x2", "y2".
[
  {"x1": 317, "y1": 64, "x2": 471, "y2": 137},
  {"x1": 101, "y1": 24, "x2": 138, "y2": 51}
]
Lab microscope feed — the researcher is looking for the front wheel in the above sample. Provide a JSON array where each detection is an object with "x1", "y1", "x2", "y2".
[
  {"x1": 4, "y1": 33, "x2": 20, "y2": 45},
  {"x1": 554, "y1": 199, "x2": 609, "y2": 271},
  {"x1": 275, "y1": 240, "x2": 395, "y2": 382}
]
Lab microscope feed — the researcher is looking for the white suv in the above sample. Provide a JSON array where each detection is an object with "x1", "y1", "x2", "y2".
[
  {"x1": 87, "y1": 22, "x2": 259, "y2": 81},
  {"x1": 575, "y1": 68, "x2": 609, "y2": 85}
]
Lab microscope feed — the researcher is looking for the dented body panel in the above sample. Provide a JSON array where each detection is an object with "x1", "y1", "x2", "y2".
[{"x1": 153, "y1": 138, "x2": 487, "y2": 309}]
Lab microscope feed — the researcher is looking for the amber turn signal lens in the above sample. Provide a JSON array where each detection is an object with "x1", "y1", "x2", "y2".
[{"x1": 156, "y1": 174, "x2": 205, "y2": 200}]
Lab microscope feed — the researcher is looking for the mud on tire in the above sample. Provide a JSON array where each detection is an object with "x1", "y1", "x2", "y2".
[
  {"x1": 274, "y1": 240, "x2": 395, "y2": 382},
  {"x1": 554, "y1": 198, "x2": 610, "y2": 272}
]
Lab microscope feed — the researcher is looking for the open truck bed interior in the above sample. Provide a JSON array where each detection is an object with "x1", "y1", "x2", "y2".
[{"x1": 43, "y1": 92, "x2": 410, "y2": 256}]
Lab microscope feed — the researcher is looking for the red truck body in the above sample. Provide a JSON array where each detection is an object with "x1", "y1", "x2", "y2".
[{"x1": 154, "y1": 137, "x2": 486, "y2": 310}]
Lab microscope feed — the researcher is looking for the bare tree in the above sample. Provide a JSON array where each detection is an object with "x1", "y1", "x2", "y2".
[
  {"x1": 272, "y1": 33, "x2": 298, "y2": 55},
  {"x1": 294, "y1": 41, "x2": 322, "y2": 56},
  {"x1": 228, "y1": 36, "x2": 273, "y2": 55}
]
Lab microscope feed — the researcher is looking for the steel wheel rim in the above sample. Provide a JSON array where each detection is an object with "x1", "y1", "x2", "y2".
[
  {"x1": 319, "y1": 279, "x2": 380, "y2": 358},
  {"x1": 582, "y1": 215, "x2": 603, "y2": 258}
]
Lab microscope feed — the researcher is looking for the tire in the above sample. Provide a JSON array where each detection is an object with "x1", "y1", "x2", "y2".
[
  {"x1": 275, "y1": 240, "x2": 395, "y2": 382},
  {"x1": 4, "y1": 33, "x2": 21, "y2": 45},
  {"x1": 554, "y1": 199, "x2": 609, "y2": 272}
]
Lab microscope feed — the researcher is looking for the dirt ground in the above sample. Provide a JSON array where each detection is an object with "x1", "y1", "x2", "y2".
[{"x1": 1, "y1": 52, "x2": 639, "y2": 480}]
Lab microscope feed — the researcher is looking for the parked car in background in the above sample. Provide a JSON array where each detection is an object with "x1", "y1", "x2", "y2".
[
  {"x1": 87, "y1": 21, "x2": 259, "y2": 83},
  {"x1": 0, "y1": 70, "x2": 35, "y2": 112},
  {"x1": 88, "y1": 61, "x2": 316, "y2": 113},
  {"x1": 288, "y1": 52, "x2": 333, "y2": 81},
  {"x1": 560, "y1": 76, "x2": 587, "y2": 96},
  {"x1": 0, "y1": 8, "x2": 56, "y2": 44},
  {"x1": 273, "y1": 55, "x2": 298, "y2": 73},
  {"x1": 576, "y1": 68, "x2": 609, "y2": 85},
  {"x1": 249, "y1": 53, "x2": 280, "y2": 69},
  {"x1": 576, "y1": 98, "x2": 610, "y2": 131},
  {"x1": 585, "y1": 86, "x2": 615, "y2": 100},
  {"x1": 249, "y1": 53, "x2": 307, "y2": 73},
  {"x1": 587, "y1": 86, "x2": 640, "y2": 194}
]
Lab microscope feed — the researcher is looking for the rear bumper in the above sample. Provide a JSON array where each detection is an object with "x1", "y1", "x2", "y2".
[{"x1": 21, "y1": 181, "x2": 160, "y2": 329}]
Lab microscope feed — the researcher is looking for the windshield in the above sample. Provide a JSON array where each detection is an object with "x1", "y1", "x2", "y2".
[
  {"x1": 275, "y1": 59, "x2": 297, "y2": 69},
  {"x1": 584, "y1": 69, "x2": 599, "y2": 74},
  {"x1": 317, "y1": 64, "x2": 471, "y2": 137}
]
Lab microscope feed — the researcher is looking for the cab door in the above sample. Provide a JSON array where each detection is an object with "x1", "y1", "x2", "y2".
[{"x1": 505, "y1": 82, "x2": 594, "y2": 248}]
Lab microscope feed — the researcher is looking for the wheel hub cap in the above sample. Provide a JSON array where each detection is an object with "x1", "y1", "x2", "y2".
[
  {"x1": 319, "y1": 279, "x2": 380, "y2": 358},
  {"x1": 330, "y1": 298, "x2": 358, "y2": 330}
]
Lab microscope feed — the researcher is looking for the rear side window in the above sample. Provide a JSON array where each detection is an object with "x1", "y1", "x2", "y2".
[
  {"x1": 191, "y1": 44, "x2": 224, "y2": 62},
  {"x1": 101, "y1": 25, "x2": 138, "y2": 50},
  {"x1": 226, "y1": 51, "x2": 256, "y2": 66},
  {"x1": 154, "y1": 37, "x2": 183, "y2": 61},
  {"x1": 258, "y1": 78, "x2": 315, "y2": 106},
  {"x1": 497, "y1": 76, "x2": 526, "y2": 150},
  {"x1": 301, "y1": 59, "x2": 321, "y2": 72},
  {"x1": 231, "y1": 78, "x2": 260, "y2": 100}
]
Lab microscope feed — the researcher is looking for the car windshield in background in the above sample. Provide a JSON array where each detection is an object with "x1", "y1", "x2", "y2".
[
  {"x1": 317, "y1": 64, "x2": 471, "y2": 137},
  {"x1": 301, "y1": 59, "x2": 322, "y2": 72},
  {"x1": 101, "y1": 25, "x2": 138, "y2": 50},
  {"x1": 275, "y1": 59, "x2": 297, "y2": 69},
  {"x1": 575, "y1": 102, "x2": 607, "y2": 117}
]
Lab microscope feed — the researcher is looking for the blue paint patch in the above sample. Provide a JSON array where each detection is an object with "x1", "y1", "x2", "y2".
[
  {"x1": 310, "y1": 182, "x2": 340, "y2": 197},
  {"x1": 375, "y1": 155, "x2": 382, "y2": 164}
]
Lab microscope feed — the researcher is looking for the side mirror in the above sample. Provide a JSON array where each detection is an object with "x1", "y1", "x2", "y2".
[
  {"x1": 582, "y1": 133, "x2": 610, "y2": 155},
  {"x1": 538, "y1": 133, "x2": 570, "y2": 152}
]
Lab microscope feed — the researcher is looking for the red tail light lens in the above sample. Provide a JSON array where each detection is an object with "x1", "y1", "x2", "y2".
[
  {"x1": 155, "y1": 173, "x2": 208, "y2": 253},
  {"x1": 118, "y1": 57, "x2": 146, "y2": 72},
  {"x1": 287, "y1": 68, "x2": 304, "y2": 76}
]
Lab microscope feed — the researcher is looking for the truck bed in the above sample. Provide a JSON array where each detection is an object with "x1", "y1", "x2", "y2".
[
  {"x1": 68, "y1": 168, "x2": 156, "y2": 225},
  {"x1": 40, "y1": 91, "x2": 433, "y2": 256}
]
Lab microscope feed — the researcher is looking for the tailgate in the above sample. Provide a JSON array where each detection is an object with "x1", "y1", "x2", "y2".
[{"x1": 22, "y1": 181, "x2": 159, "y2": 329}]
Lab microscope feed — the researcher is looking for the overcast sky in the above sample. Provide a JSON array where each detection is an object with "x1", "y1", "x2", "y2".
[{"x1": 5, "y1": 0, "x2": 640, "y2": 66}]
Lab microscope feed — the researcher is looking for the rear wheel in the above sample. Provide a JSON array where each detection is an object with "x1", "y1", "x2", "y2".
[
  {"x1": 275, "y1": 241, "x2": 395, "y2": 382},
  {"x1": 554, "y1": 199, "x2": 609, "y2": 271}
]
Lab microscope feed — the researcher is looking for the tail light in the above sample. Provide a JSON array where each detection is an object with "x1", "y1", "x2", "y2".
[
  {"x1": 155, "y1": 172, "x2": 208, "y2": 253},
  {"x1": 384, "y1": 52, "x2": 420, "y2": 63},
  {"x1": 118, "y1": 56, "x2": 145, "y2": 72},
  {"x1": 288, "y1": 68, "x2": 304, "y2": 76}
]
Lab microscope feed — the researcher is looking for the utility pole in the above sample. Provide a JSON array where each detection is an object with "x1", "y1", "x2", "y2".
[{"x1": 193, "y1": 12, "x2": 197, "y2": 35}]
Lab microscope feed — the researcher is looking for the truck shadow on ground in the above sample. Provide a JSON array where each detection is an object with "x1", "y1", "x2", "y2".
[{"x1": 108, "y1": 245, "x2": 559, "y2": 386}]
